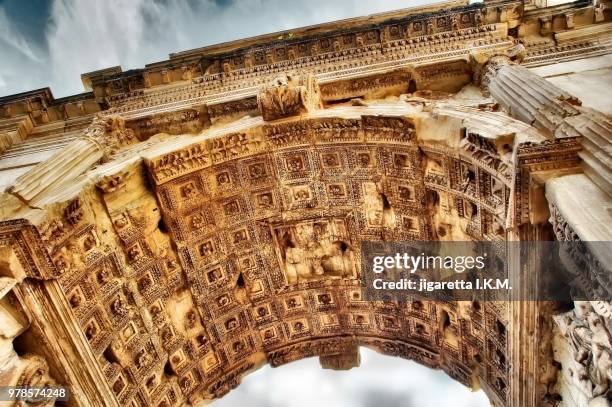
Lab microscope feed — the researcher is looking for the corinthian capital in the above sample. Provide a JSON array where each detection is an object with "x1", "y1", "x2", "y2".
[
  {"x1": 470, "y1": 43, "x2": 526, "y2": 91},
  {"x1": 84, "y1": 114, "x2": 136, "y2": 160}
]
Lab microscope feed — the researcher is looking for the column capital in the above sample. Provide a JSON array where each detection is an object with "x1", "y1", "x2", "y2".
[
  {"x1": 469, "y1": 43, "x2": 526, "y2": 92},
  {"x1": 7, "y1": 113, "x2": 136, "y2": 206},
  {"x1": 470, "y1": 43, "x2": 584, "y2": 135}
]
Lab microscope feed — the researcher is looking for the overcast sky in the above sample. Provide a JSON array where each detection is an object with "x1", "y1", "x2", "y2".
[
  {"x1": 0, "y1": 1, "x2": 489, "y2": 405},
  {"x1": 0, "y1": 0, "x2": 453, "y2": 98},
  {"x1": 214, "y1": 347, "x2": 489, "y2": 407}
]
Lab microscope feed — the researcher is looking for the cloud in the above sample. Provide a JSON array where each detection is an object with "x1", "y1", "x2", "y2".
[
  {"x1": 1, "y1": 0, "x2": 438, "y2": 98},
  {"x1": 0, "y1": 6, "x2": 48, "y2": 95},
  {"x1": 1, "y1": 2, "x2": 492, "y2": 405},
  {"x1": 211, "y1": 348, "x2": 490, "y2": 407},
  {"x1": 0, "y1": 7, "x2": 44, "y2": 62}
]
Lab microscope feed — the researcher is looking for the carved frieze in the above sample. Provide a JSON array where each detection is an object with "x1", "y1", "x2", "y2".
[
  {"x1": 555, "y1": 302, "x2": 612, "y2": 403},
  {"x1": 319, "y1": 70, "x2": 412, "y2": 101},
  {"x1": 0, "y1": 1, "x2": 610, "y2": 405},
  {"x1": 127, "y1": 108, "x2": 209, "y2": 139},
  {"x1": 207, "y1": 97, "x2": 258, "y2": 123}
]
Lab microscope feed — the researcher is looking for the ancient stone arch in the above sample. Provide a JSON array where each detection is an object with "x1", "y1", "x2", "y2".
[{"x1": 0, "y1": 1, "x2": 611, "y2": 406}]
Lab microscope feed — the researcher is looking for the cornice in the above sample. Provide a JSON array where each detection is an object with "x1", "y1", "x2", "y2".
[
  {"x1": 166, "y1": 1, "x2": 470, "y2": 59},
  {"x1": 106, "y1": 25, "x2": 512, "y2": 120},
  {"x1": 522, "y1": 0, "x2": 591, "y2": 19},
  {"x1": 0, "y1": 0, "x2": 609, "y2": 132}
]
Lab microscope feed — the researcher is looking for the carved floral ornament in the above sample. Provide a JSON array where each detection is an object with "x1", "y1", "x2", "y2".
[
  {"x1": 1, "y1": 86, "x2": 605, "y2": 406},
  {"x1": 256, "y1": 73, "x2": 322, "y2": 121},
  {"x1": 84, "y1": 114, "x2": 137, "y2": 159},
  {"x1": 469, "y1": 42, "x2": 526, "y2": 90},
  {"x1": 12, "y1": 101, "x2": 532, "y2": 403},
  {"x1": 0, "y1": 0, "x2": 610, "y2": 405}
]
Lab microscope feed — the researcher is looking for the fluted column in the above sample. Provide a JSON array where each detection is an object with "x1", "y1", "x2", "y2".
[
  {"x1": 7, "y1": 115, "x2": 136, "y2": 207},
  {"x1": 477, "y1": 50, "x2": 612, "y2": 407},
  {"x1": 9, "y1": 137, "x2": 105, "y2": 206},
  {"x1": 476, "y1": 52, "x2": 581, "y2": 135},
  {"x1": 475, "y1": 50, "x2": 612, "y2": 196}
]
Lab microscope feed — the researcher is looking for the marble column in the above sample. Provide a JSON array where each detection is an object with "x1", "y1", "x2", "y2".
[
  {"x1": 477, "y1": 53, "x2": 580, "y2": 134},
  {"x1": 479, "y1": 51, "x2": 612, "y2": 407},
  {"x1": 8, "y1": 137, "x2": 105, "y2": 206},
  {"x1": 6, "y1": 115, "x2": 136, "y2": 207},
  {"x1": 475, "y1": 51, "x2": 612, "y2": 196}
]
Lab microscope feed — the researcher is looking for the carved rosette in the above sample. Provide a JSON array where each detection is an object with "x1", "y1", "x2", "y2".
[{"x1": 257, "y1": 73, "x2": 322, "y2": 121}]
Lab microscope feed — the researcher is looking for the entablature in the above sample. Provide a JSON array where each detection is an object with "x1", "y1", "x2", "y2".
[{"x1": 0, "y1": 0, "x2": 609, "y2": 141}]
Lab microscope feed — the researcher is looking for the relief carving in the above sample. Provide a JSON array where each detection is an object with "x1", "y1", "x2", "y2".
[
  {"x1": 257, "y1": 74, "x2": 321, "y2": 121},
  {"x1": 85, "y1": 114, "x2": 136, "y2": 159},
  {"x1": 0, "y1": 278, "x2": 58, "y2": 402},
  {"x1": 274, "y1": 219, "x2": 356, "y2": 284},
  {"x1": 1, "y1": 4, "x2": 611, "y2": 403},
  {"x1": 555, "y1": 302, "x2": 612, "y2": 402}
]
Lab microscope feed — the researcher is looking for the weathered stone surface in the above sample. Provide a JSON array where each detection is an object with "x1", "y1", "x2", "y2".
[
  {"x1": 0, "y1": 1, "x2": 610, "y2": 406},
  {"x1": 257, "y1": 74, "x2": 321, "y2": 121}
]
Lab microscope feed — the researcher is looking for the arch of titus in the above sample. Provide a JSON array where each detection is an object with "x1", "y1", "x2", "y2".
[{"x1": 0, "y1": 0, "x2": 611, "y2": 406}]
